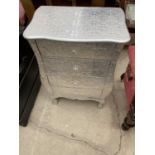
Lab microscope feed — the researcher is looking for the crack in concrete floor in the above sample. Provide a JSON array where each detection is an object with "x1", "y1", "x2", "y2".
[
  {"x1": 30, "y1": 120, "x2": 109, "y2": 155},
  {"x1": 112, "y1": 92, "x2": 123, "y2": 155}
]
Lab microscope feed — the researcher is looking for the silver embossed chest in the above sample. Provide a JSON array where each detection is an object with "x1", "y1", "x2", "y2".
[{"x1": 23, "y1": 6, "x2": 130, "y2": 108}]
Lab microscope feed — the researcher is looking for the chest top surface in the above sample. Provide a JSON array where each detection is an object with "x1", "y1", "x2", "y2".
[{"x1": 23, "y1": 6, "x2": 130, "y2": 43}]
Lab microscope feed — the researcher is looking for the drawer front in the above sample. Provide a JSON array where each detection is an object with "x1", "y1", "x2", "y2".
[
  {"x1": 47, "y1": 74, "x2": 113, "y2": 89},
  {"x1": 53, "y1": 86, "x2": 102, "y2": 99},
  {"x1": 37, "y1": 40, "x2": 94, "y2": 59},
  {"x1": 43, "y1": 57, "x2": 116, "y2": 77},
  {"x1": 37, "y1": 40, "x2": 120, "y2": 60},
  {"x1": 44, "y1": 57, "x2": 93, "y2": 74}
]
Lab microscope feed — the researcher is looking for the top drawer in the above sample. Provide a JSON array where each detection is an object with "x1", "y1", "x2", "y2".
[
  {"x1": 43, "y1": 57, "x2": 115, "y2": 78},
  {"x1": 36, "y1": 40, "x2": 120, "y2": 60}
]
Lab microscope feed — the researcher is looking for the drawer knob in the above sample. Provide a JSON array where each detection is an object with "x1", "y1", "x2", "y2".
[
  {"x1": 73, "y1": 65, "x2": 79, "y2": 71},
  {"x1": 73, "y1": 81, "x2": 78, "y2": 85},
  {"x1": 72, "y1": 49, "x2": 78, "y2": 55}
]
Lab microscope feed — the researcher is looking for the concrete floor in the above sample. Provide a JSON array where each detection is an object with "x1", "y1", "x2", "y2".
[{"x1": 19, "y1": 49, "x2": 135, "y2": 155}]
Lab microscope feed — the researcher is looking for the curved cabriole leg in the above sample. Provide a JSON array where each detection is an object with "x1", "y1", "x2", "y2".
[
  {"x1": 97, "y1": 100, "x2": 105, "y2": 109},
  {"x1": 52, "y1": 98, "x2": 58, "y2": 105}
]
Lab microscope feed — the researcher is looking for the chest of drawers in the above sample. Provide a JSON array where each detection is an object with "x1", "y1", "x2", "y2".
[{"x1": 23, "y1": 6, "x2": 130, "y2": 108}]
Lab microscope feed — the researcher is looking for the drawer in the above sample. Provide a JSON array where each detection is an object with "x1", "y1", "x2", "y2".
[
  {"x1": 37, "y1": 40, "x2": 95, "y2": 59},
  {"x1": 43, "y1": 57, "x2": 93, "y2": 75},
  {"x1": 43, "y1": 57, "x2": 115, "y2": 77},
  {"x1": 36, "y1": 40, "x2": 121, "y2": 60},
  {"x1": 47, "y1": 74, "x2": 113, "y2": 89},
  {"x1": 53, "y1": 86, "x2": 102, "y2": 99}
]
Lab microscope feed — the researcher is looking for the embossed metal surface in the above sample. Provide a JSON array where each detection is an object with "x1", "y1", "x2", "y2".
[{"x1": 23, "y1": 6, "x2": 130, "y2": 43}]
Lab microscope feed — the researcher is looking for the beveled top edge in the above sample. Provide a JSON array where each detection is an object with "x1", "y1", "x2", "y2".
[{"x1": 23, "y1": 6, "x2": 130, "y2": 43}]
